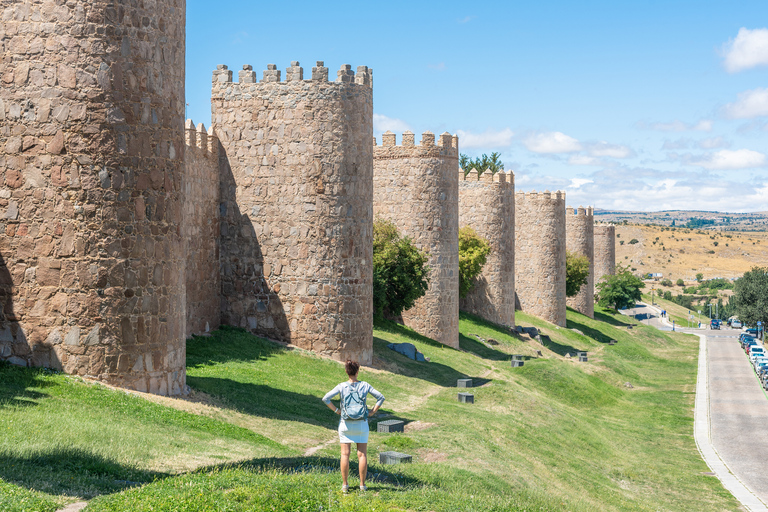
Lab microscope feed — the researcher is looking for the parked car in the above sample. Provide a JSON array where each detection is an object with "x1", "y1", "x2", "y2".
[
  {"x1": 750, "y1": 348, "x2": 766, "y2": 362},
  {"x1": 747, "y1": 343, "x2": 762, "y2": 356},
  {"x1": 746, "y1": 328, "x2": 758, "y2": 337},
  {"x1": 733, "y1": 320, "x2": 743, "y2": 329},
  {"x1": 711, "y1": 319, "x2": 721, "y2": 330},
  {"x1": 742, "y1": 336, "x2": 757, "y2": 349}
]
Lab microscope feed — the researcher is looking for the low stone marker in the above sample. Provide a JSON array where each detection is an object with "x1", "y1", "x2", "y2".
[
  {"x1": 377, "y1": 420, "x2": 405, "y2": 433},
  {"x1": 458, "y1": 392, "x2": 474, "y2": 403},
  {"x1": 609, "y1": 339, "x2": 617, "y2": 345},
  {"x1": 379, "y1": 451, "x2": 412, "y2": 465},
  {"x1": 510, "y1": 355, "x2": 524, "y2": 368},
  {"x1": 579, "y1": 355, "x2": 588, "y2": 362},
  {"x1": 577, "y1": 351, "x2": 587, "y2": 358},
  {"x1": 457, "y1": 378, "x2": 473, "y2": 388},
  {"x1": 628, "y1": 325, "x2": 633, "y2": 330}
]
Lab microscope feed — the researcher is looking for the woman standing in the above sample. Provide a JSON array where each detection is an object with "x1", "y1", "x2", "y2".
[{"x1": 322, "y1": 360, "x2": 385, "y2": 493}]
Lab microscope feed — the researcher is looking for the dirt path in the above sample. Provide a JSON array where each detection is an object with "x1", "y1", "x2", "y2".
[{"x1": 57, "y1": 502, "x2": 87, "y2": 512}]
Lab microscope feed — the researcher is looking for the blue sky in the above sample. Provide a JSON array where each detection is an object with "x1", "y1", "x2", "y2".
[{"x1": 186, "y1": 0, "x2": 768, "y2": 212}]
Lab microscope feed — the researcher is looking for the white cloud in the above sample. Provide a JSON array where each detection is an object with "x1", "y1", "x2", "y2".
[
  {"x1": 569, "y1": 178, "x2": 593, "y2": 188},
  {"x1": 568, "y1": 155, "x2": 600, "y2": 166},
  {"x1": 373, "y1": 114, "x2": 411, "y2": 134},
  {"x1": 722, "y1": 28, "x2": 768, "y2": 73},
  {"x1": 690, "y1": 149, "x2": 766, "y2": 170},
  {"x1": 638, "y1": 119, "x2": 713, "y2": 132},
  {"x1": 524, "y1": 131, "x2": 582, "y2": 153},
  {"x1": 698, "y1": 136, "x2": 730, "y2": 150},
  {"x1": 722, "y1": 88, "x2": 768, "y2": 119},
  {"x1": 588, "y1": 142, "x2": 633, "y2": 158},
  {"x1": 455, "y1": 128, "x2": 514, "y2": 149}
]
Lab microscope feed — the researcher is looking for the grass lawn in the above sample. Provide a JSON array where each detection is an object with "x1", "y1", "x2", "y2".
[{"x1": 1, "y1": 307, "x2": 738, "y2": 511}]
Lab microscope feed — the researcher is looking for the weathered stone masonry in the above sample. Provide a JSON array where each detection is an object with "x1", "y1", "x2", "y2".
[
  {"x1": 212, "y1": 62, "x2": 374, "y2": 365},
  {"x1": 594, "y1": 223, "x2": 616, "y2": 291},
  {"x1": 0, "y1": 0, "x2": 187, "y2": 395},
  {"x1": 565, "y1": 206, "x2": 594, "y2": 318},
  {"x1": 373, "y1": 131, "x2": 459, "y2": 348},
  {"x1": 458, "y1": 169, "x2": 515, "y2": 328},
  {"x1": 183, "y1": 120, "x2": 220, "y2": 337},
  {"x1": 515, "y1": 191, "x2": 566, "y2": 327}
]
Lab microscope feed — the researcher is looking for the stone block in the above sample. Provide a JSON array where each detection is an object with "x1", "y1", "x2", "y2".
[
  {"x1": 377, "y1": 420, "x2": 405, "y2": 433},
  {"x1": 458, "y1": 392, "x2": 474, "y2": 403},
  {"x1": 609, "y1": 339, "x2": 617, "y2": 345},
  {"x1": 579, "y1": 356, "x2": 588, "y2": 362},
  {"x1": 511, "y1": 360, "x2": 524, "y2": 368},
  {"x1": 457, "y1": 378, "x2": 473, "y2": 388},
  {"x1": 379, "y1": 451, "x2": 412, "y2": 465}
]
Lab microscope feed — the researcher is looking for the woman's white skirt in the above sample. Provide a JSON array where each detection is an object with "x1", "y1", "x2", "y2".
[{"x1": 338, "y1": 418, "x2": 369, "y2": 444}]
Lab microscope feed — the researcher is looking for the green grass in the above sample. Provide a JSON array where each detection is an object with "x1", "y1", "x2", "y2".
[
  {"x1": 0, "y1": 307, "x2": 739, "y2": 511},
  {"x1": 644, "y1": 293, "x2": 709, "y2": 326}
]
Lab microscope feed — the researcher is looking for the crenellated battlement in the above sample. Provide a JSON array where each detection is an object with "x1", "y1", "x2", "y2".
[
  {"x1": 212, "y1": 61, "x2": 373, "y2": 88},
  {"x1": 516, "y1": 190, "x2": 566, "y2": 202},
  {"x1": 373, "y1": 131, "x2": 458, "y2": 158},
  {"x1": 184, "y1": 119, "x2": 218, "y2": 158},
  {"x1": 567, "y1": 205, "x2": 595, "y2": 216},
  {"x1": 459, "y1": 168, "x2": 514, "y2": 188}
]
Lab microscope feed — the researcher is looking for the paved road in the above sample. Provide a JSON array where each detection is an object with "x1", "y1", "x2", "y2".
[{"x1": 707, "y1": 330, "x2": 768, "y2": 504}]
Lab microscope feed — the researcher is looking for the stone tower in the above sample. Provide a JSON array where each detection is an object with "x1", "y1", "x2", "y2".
[
  {"x1": 0, "y1": 0, "x2": 187, "y2": 394},
  {"x1": 458, "y1": 169, "x2": 515, "y2": 328},
  {"x1": 565, "y1": 206, "x2": 594, "y2": 318},
  {"x1": 373, "y1": 131, "x2": 459, "y2": 348},
  {"x1": 594, "y1": 223, "x2": 616, "y2": 291},
  {"x1": 212, "y1": 61, "x2": 374, "y2": 364},
  {"x1": 514, "y1": 191, "x2": 567, "y2": 327}
]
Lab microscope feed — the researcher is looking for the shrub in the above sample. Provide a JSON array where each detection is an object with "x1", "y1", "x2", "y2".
[
  {"x1": 628, "y1": 238, "x2": 639, "y2": 245},
  {"x1": 373, "y1": 219, "x2": 430, "y2": 319},
  {"x1": 596, "y1": 264, "x2": 645, "y2": 311},
  {"x1": 458, "y1": 226, "x2": 491, "y2": 298},
  {"x1": 619, "y1": 240, "x2": 625, "y2": 245},
  {"x1": 676, "y1": 279, "x2": 684, "y2": 286},
  {"x1": 565, "y1": 250, "x2": 590, "y2": 297},
  {"x1": 663, "y1": 291, "x2": 673, "y2": 301}
]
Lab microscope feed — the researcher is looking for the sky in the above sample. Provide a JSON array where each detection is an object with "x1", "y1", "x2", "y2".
[{"x1": 186, "y1": 0, "x2": 768, "y2": 213}]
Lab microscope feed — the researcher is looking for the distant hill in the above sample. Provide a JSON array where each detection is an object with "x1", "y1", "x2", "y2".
[{"x1": 595, "y1": 209, "x2": 768, "y2": 232}]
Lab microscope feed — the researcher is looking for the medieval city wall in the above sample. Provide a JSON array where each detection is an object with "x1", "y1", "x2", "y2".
[
  {"x1": 514, "y1": 191, "x2": 567, "y2": 327},
  {"x1": 183, "y1": 120, "x2": 220, "y2": 337},
  {"x1": 212, "y1": 61, "x2": 374, "y2": 364},
  {"x1": 594, "y1": 223, "x2": 616, "y2": 290},
  {"x1": 565, "y1": 206, "x2": 594, "y2": 318},
  {"x1": 372, "y1": 131, "x2": 460, "y2": 348},
  {"x1": 0, "y1": 0, "x2": 187, "y2": 395},
  {"x1": 458, "y1": 169, "x2": 515, "y2": 328}
]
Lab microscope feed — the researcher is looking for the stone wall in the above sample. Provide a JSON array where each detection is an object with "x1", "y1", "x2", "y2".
[
  {"x1": 565, "y1": 206, "x2": 594, "y2": 318},
  {"x1": 212, "y1": 61, "x2": 374, "y2": 364},
  {"x1": 594, "y1": 223, "x2": 616, "y2": 291},
  {"x1": 183, "y1": 120, "x2": 220, "y2": 337},
  {"x1": 0, "y1": 0, "x2": 187, "y2": 395},
  {"x1": 514, "y1": 191, "x2": 566, "y2": 327},
  {"x1": 458, "y1": 169, "x2": 515, "y2": 328},
  {"x1": 373, "y1": 131, "x2": 459, "y2": 348}
]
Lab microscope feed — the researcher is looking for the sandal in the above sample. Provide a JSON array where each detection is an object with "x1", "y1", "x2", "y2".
[
  {"x1": 359, "y1": 485, "x2": 367, "y2": 492},
  {"x1": 341, "y1": 485, "x2": 349, "y2": 494}
]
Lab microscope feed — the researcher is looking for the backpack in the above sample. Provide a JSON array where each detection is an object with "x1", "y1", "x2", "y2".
[{"x1": 341, "y1": 383, "x2": 368, "y2": 421}]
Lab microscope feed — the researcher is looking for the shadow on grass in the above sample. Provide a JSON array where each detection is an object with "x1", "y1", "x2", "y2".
[
  {"x1": 0, "y1": 448, "x2": 166, "y2": 500},
  {"x1": 594, "y1": 310, "x2": 632, "y2": 327},
  {"x1": 459, "y1": 334, "x2": 512, "y2": 361},
  {"x1": 372, "y1": 336, "x2": 469, "y2": 387},
  {"x1": 186, "y1": 325, "x2": 286, "y2": 369},
  {"x1": 0, "y1": 362, "x2": 56, "y2": 409},
  {"x1": 566, "y1": 318, "x2": 614, "y2": 344},
  {"x1": 536, "y1": 335, "x2": 580, "y2": 357}
]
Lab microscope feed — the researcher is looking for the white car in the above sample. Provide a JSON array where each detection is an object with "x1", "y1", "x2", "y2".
[
  {"x1": 750, "y1": 349, "x2": 766, "y2": 363},
  {"x1": 733, "y1": 320, "x2": 743, "y2": 328}
]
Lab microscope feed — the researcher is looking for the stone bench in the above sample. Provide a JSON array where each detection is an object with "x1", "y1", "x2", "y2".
[
  {"x1": 510, "y1": 358, "x2": 524, "y2": 368},
  {"x1": 579, "y1": 355, "x2": 588, "y2": 362},
  {"x1": 457, "y1": 378, "x2": 473, "y2": 388},
  {"x1": 609, "y1": 340, "x2": 617, "y2": 345},
  {"x1": 458, "y1": 392, "x2": 474, "y2": 403},
  {"x1": 377, "y1": 420, "x2": 405, "y2": 433},
  {"x1": 379, "y1": 451, "x2": 412, "y2": 465}
]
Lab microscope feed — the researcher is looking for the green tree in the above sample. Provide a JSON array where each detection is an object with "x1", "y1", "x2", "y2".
[
  {"x1": 458, "y1": 226, "x2": 491, "y2": 298},
  {"x1": 459, "y1": 152, "x2": 505, "y2": 174},
  {"x1": 696, "y1": 272, "x2": 704, "y2": 282},
  {"x1": 676, "y1": 279, "x2": 684, "y2": 286},
  {"x1": 733, "y1": 267, "x2": 768, "y2": 328},
  {"x1": 565, "y1": 250, "x2": 590, "y2": 297},
  {"x1": 596, "y1": 264, "x2": 645, "y2": 311},
  {"x1": 372, "y1": 219, "x2": 430, "y2": 319},
  {"x1": 661, "y1": 279, "x2": 673, "y2": 287}
]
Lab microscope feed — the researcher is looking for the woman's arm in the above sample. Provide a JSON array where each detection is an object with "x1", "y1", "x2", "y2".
[
  {"x1": 322, "y1": 384, "x2": 343, "y2": 416},
  {"x1": 367, "y1": 385, "x2": 385, "y2": 416}
]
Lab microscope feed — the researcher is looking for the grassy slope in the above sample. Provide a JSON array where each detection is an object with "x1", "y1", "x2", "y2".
[
  {"x1": 643, "y1": 293, "x2": 710, "y2": 327},
  {"x1": 1, "y1": 309, "x2": 738, "y2": 511}
]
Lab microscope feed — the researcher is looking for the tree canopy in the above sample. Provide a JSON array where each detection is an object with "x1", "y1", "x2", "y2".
[
  {"x1": 458, "y1": 226, "x2": 491, "y2": 298},
  {"x1": 596, "y1": 264, "x2": 645, "y2": 311},
  {"x1": 733, "y1": 267, "x2": 768, "y2": 328},
  {"x1": 565, "y1": 250, "x2": 590, "y2": 297},
  {"x1": 459, "y1": 152, "x2": 504, "y2": 174}
]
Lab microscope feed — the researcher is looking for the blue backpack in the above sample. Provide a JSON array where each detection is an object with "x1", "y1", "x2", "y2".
[{"x1": 341, "y1": 383, "x2": 368, "y2": 421}]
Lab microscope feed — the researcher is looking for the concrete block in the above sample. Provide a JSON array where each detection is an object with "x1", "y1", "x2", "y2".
[
  {"x1": 379, "y1": 451, "x2": 412, "y2": 465},
  {"x1": 579, "y1": 356, "x2": 588, "y2": 362},
  {"x1": 458, "y1": 392, "x2": 474, "y2": 403},
  {"x1": 511, "y1": 360, "x2": 524, "y2": 368},
  {"x1": 377, "y1": 420, "x2": 405, "y2": 433},
  {"x1": 457, "y1": 378, "x2": 473, "y2": 388},
  {"x1": 511, "y1": 354, "x2": 524, "y2": 360},
  {"x1": 609, "y1": 339, "x2": 617, "y2": 345}
]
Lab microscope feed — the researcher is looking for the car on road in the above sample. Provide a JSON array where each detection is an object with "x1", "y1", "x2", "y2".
[
  {"x1": 748, "y1": 344, "x2": 763, "y2": 357},
  {"x1": 733, "y1": 320, "x2": 743, "y2": 329},
  {"x1": 711, "y1": 319, "x2": 721, "y2": 330},
  {"x1": 746, "y1": 328, "x2": 758, "y2": 337}
]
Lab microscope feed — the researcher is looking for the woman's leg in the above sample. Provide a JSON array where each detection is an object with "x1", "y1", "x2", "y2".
[
  {"x1": 340, "y1": 443, "x2": 351, "y2": 487},
  {"x1": 356, "y1": 442, "x2": 368, "y2": 486}
]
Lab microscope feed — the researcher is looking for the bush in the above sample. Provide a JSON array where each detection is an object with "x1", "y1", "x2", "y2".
[
  {"x1": 628, "y1": 238, "x2": 639, "y2": 245},
  {"x1": 696, "y1": 272, "x2": 704, "y2": 282},
  {"x1": 373, "y1": 219, "x2": 430, "y2": 319},
  {"x1": 458, "y1": 226, "x2": 491, "y2": 298},
  {"x1": 684, "y1": 286, "x2": 697, "y2": 294},
  {"x1": 733, "y1": 266, "x2": 768, "y2": 329},
  {"x1": 663, "y1": 291, "x2": 673, "y2": 301},
  {"x1": 661, "y1": 279, "x2": 673, "y2": 287},
  {"x1": 596, "y1": 264, "x2": 645, "y2": 311},
  {"x1": 676, "y1": 279, "x2": 685, "y2": 286},
  {"x1": 565, "y1": 251, "x2": 590, "y2": 297}
]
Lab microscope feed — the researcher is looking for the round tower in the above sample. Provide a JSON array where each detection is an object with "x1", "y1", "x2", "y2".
[
  {"x1": 594, "y1": 223, "x2": 616, "y2": 291},
  {"x1": 0, "y1": 0, "x2": 187, "y2": 394},
  {"x1": 566, "y1": 206, "x2": 595, "y2": 318},
  {"x1": 373, "y1": 131, "x2": 459, "y2": 348},
  {"x1": 212, "y1": 61, "x2": 374, "y2": 364},
  {"x1": 514, "y1": 191, "x2": 567, "y2": 327},
  {"x1": 458, "y1": 169, "x2": 515, "y2": 328}
]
